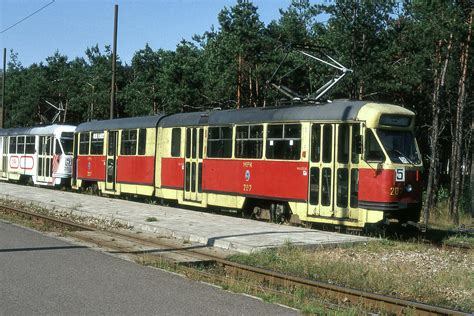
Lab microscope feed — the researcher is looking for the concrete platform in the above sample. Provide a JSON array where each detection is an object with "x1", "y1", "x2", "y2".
[{"x1": 0, "y1": 182, "x2": 370, "y2": 253}]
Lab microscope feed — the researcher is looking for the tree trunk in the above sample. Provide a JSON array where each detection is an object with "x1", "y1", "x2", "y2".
[
  {"x1": 254, "y1": 65, "x2": 259, "y2": 107},
  {"x1": 449, "y1": 11, "x2": 472, "y2": 225},
  {"x1": 249, "y1": 68, "x2": 253, "y2": 107},
  {"x1": 236, "y1": 54, "x2": 242, "y2": 109},
  {"x1": 423, "y1": 35, "x2": 453, "y2": 227},
  {"x1": 152, "y1": 84, "x2": 157, "y2": 114}
]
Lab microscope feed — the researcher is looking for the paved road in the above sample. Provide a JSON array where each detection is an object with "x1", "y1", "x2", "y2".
[{"x1": 0, "y1": 221, "x2": 297, "y2": 315}]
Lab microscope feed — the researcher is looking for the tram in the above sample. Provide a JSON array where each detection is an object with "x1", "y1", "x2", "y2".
[
  {"x1": 72, "y1": 100, "x2": 423, "y2": 228},
  {"x1": 0, "y1": 125, "x2": 76, "y2": 186}
]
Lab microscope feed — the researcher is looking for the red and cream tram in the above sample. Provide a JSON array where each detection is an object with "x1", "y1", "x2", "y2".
[{"x1": 72, "y1": 100, "x2": 423, "y2": 228}]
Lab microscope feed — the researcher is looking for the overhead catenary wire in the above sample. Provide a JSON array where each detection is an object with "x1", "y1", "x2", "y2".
[{"x1": 0, "y1": 0, "x2": 55, "y2": 34}]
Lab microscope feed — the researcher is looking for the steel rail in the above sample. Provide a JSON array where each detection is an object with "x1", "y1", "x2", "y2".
[
  {"x1": 0, "y1": 204, "x2": 467, "y2": 315},
  {"x1": 0, "y1": 204, "x2": 96, "y2": 232}
]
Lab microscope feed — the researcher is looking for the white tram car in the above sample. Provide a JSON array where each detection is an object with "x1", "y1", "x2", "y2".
[{"x1": 0, "y1": 125, "x2": 76, "y2": 186}]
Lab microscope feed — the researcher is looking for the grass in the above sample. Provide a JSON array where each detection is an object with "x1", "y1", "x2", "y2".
[
  {"x1": 136, "y1": 254, "x2": 370, "y2": 315},
  {"x1": 145, "y1": 216, "x2": 158, "y2": 222},
  {"x1": 229, "y1": 241, "x2": 474, "y2": 312}
]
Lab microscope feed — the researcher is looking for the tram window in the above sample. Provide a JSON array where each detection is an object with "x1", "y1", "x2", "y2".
[
  {"x1": 186, "y1": 129, "x2": 191, "y2": 159},
  {"x1": 138, "y1": 129, "x2": 147, "y2": 155},
  {"x1": 61, "y1": 132, "x2": 74, "y2": 155},
  {"x1": 338, "y1": 125, "x2": 349, "y2": 164},
  {"x1": 185, "y1": 162, "x2": 190, "y2": 191},
  {"x1": 266, "y1": 124, "x2": 301, "y2": 160},
  {"x1": 235, "y1": 125, "x2": 263, "y2": 159},
  {"x1": 207, "y1": 126, "x2": 232, "y2": 158},
  {"x1": 171, "y1": 128, "x2": 181, "y2": 157},
  {"x1": 25, "y1": 136, "x2": 35, "y2": 154},
  {"x1": 79, "y1": 133, "x2": 90, "y2": 155},
  {"x1": 192, "y1": 128, "x2": 197, "y2": 159},
  {"x1": 17, "y1": 136, "x2": 25, "y2": 154},
  {"x1": 336, "y1": 169, "x2": 349, "y2": 208},
  {"x1": 198, "y1": 130, "x2": 203, "y2": 159},
  {"x1": 55, "y1": 139, "x2": 62, "y2": 155},
  {"x1": 311, "y1": 125, "x2": 321, "y2": 162},
  {"x1": 9, "y1": 137, "x2": 16, "y2": 154},
  {"x1": 350, "y1": 169, "x2": 359, "y2": 208},
  {"x1": 365, "y1": 129, "x2": 385, "y2": 162},
  {"x1": 321, "y1": 168, "x2": 332, "y2": 206},
  {"x1": 322, "y1": 125, "x2": 332, "y2": 163},
  {"x1": 90, "y1": 133, "x2": 104, "y2": 155},
  {"x1": 351, "y1": 125, "x2": 360, "y2": 164},
  {"x1": 309, "y1": 167, "x2": 320, "y2": 205},
  {"x1": 121, "y1": 129, "x2": 137, "y2": 155}
]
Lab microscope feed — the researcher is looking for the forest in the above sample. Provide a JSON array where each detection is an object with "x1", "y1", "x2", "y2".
[{"x1": 0, "y1": 0, "x2": 472, "y2": 225}]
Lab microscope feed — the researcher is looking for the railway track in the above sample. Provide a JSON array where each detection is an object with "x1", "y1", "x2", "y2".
[{"x1": 0, "y1": 204, "x2": 468, "y2": 315}]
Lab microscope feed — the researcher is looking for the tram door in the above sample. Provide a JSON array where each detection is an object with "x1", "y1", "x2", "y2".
[
  {"x1": 308, "y1": 124, "x2": 360, "y2": 218},
  {"x1": 184, "y1": 127, "x2": 203, "y2": 202},
  {"x1": 37, "y1": 136, "x2": 53, "y2": 183},
  {"x1": 0, "y1": 136, "x2": 6, "y2": 177},
  {"x1": 105, "y1": 131, "x2": 118, "y2": 191}
]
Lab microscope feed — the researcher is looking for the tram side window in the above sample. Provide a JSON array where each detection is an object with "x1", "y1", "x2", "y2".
[
  {"x1": 207, "y1": 126, "x2": 232, "y2": 158},
  {"x1": 79, "y1": 133, "x2": 90, "y2": 155},
  {"x1": 171, "y1": 128, "x2": 181, "y2": 157},
  {"x1": 17, "y1": 136, "x2": 25, "y2": 154},
  {"x1": 321, "y1": 168, "x2": 332, "y2": 206},
  {"x1": 311, "y1": 125, "x2": 321, "y2": 162},
  {"x1": 138, "y1": 129, "x2": 147, "y2": 155},
  {"x1": 25, "y1": 136, "x2": 35, "y2": 154},
  {"x1": 9, "y1": 137, "x2": 17, "y2": 154},
  {"x1": 322, "y1": 125, "x2": 332, "y2": 163},
  {"x1": 266, "y1": 124, "x2": 301, "y2": 160},
  {"x1": 121, "y1": 129, "x2": 138, "y2": 155},
  {"x1": 90, "y1": 132, "x2": 104, "y2": 155},
  {"x1": 350, "y1": 169, "x2": 359, "y2": 208},
  {"x1": 336, "y1": 169, "x2": 349, "y2": 208},
  {"x1": 338, "y1": 125, "x2": 349, "y2": 164},
  {"x1": 351, "y1": 125, "x2": 360, "y2": 164},
  {"x1": 365, "y1": 129, "x2": 385, "y2": 162},
  {"x1": 309, "y1": 167, "x2": 320, "y2": 205},
  {"x1": 235, "y1": 125, "x2": 263, "y2": 159}
]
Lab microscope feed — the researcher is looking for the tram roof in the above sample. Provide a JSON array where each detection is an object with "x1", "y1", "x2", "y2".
[
  {"x1": 0, "y1": 125, "x2": 75, "y2": 136},
  {"x1": 158, "y1": 100, "x2": 368, "y2": 127},
  {"x1": 76, "y1": 115, "x2": 165, "y2": 132}
]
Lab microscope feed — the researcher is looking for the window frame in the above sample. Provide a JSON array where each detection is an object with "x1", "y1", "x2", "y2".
[
  {"x1": 138, "y1": 128, "x2": 147, "y2": 156},
  {"x1": 207, "y1": 126, "x2": 233, "y2": 159},
  {"x1": 79, "y1": 132, "x2": 90, "y2": 155},
  {"x1": 90, "y1": 132, "x2": 104, "y2": 155},
  {"x1": 9, "y1": 137, "x2": 17, "y2": 154},
  {"x1": 25, "y1": 136, "x2": 35, "y2": 154},
  {"x1": 235, "y1": 124, "x2": 263, "y2": 159},
  {"x1": 265, "y1": 123, "x2": 302, "y2": 161},
  {"x1": 120, "y1": 129, "x2": 138, "y2": 156}
]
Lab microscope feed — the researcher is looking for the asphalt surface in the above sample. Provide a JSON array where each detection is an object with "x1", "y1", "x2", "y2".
[{"x1": 0, "y1": 220, "x2": 297, "y2": 315}]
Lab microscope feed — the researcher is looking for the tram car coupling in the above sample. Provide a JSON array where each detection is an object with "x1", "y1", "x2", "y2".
[
  {"x1": 0, "y1": 125, "x2": 76, "y2": 186},
  {"x1": 71, "y1": 100, "x2": 423, "y2": 229}
]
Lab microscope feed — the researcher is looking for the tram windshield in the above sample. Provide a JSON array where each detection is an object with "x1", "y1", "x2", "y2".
[
  {"x1": 60, "y1": 132, "x2": 74, "y2": 155},
  {"x1": 376, "y1": 130, "x2": 421, "y2": 164}
]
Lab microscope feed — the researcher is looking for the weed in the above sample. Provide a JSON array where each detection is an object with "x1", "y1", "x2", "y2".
[
  {"x1": 229, "y1": 240, "x2": 474, "y2": 312},
  {"x1": 146, "y1": 217, "x2": 158, "y2": 222}
]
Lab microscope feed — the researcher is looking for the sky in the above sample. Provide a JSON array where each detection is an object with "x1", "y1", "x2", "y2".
[{"x1": 0, "y1": 0, "x2": 319, "y2": 67}]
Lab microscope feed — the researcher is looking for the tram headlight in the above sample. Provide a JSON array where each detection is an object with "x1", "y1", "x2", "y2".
[{"x1": 405, "y1": 184, "x2": 413, "y2": 193}]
